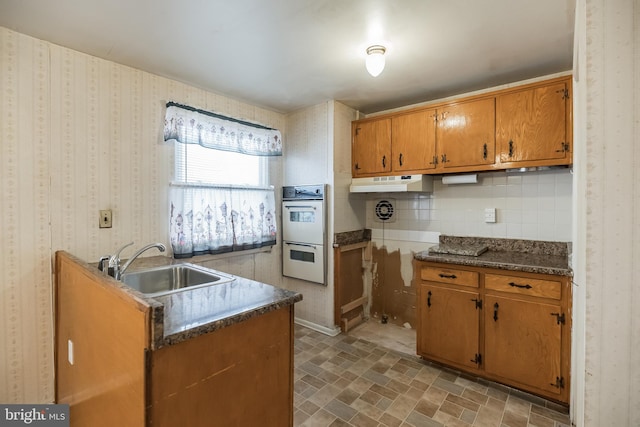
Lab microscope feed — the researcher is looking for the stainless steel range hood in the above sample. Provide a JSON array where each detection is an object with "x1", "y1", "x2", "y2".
[{"x1": 350, "y1": 174, "x2": 433, "y2": 193}]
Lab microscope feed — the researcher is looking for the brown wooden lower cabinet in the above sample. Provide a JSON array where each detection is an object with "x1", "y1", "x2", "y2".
[
  {"x1": 415, "y1": 261, "x2": 571, "y2": 404},
  {"x1": 148, "y1": 307, "x2": 293, "y2": 427},
  {"x1": 484, "y1": 295, "x2": 562, "y2": 396},
  {"x1": 55, "y1": 251, "x2": 294, "y2": 427},
  {"x1": 418, "y1": 285, "x2": 480, "y2": 370}
]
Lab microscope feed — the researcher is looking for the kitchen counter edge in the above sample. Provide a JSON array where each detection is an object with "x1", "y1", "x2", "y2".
[{"x1": 83, "y1": 254, "x2": 302, "y2": 350}]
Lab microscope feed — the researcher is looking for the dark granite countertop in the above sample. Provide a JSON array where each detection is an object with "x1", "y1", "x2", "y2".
[
  {"x1": 91, "y1": 255, "x2": 302, "y2": 350},
  {"x1": 415, "y1": 236, "x2": 572, "y2": 276},
  {"x1": 333, "y1": 229, "x2": 371, "y2": 247}
]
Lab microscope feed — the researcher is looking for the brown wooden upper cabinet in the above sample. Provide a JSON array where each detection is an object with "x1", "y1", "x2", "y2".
[
  {"x1": 352, "y1": 118, "x2": 391, "y2": 176},
  {"x1": 351, "y1": 75, "x2": 572, "y2": 178},
  {"x1": 436, "y1": 98, "x2": 495, "y2": 170},
  {"x1": 496, "y1": 78, "x2": 572, "y2": 167},
  {"x1": 352, "y1": 110, "x2": 437, "y2": 176},
  {"x1": 392, "y1": 109, "x2": 437, "y2": 173}
]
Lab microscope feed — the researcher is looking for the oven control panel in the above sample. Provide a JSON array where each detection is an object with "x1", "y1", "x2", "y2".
[{"x1": 283, "y1": 185, "x2": 324, "y2": 200}]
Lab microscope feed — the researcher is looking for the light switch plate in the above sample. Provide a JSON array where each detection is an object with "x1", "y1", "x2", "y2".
[
  {"x1": 99, "y1": 210, "x2": 112, "y2": 228},
  {"x1": 68, "y1": 339, "x2": 74, "y2": 365},
  {"x1": 484, "y1": 208, "x2": 496, "y2": 223}
]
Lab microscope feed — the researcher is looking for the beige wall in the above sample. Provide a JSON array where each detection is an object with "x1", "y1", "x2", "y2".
[
  {"x1": 0, "y1": 26, "x2": 286, "y2": 403},
  {"x1": 573, "y1": 0, "x2": 640, "y2": 425},
  {"x1": 283, "y1": 100, "x2": 360, "y2": 333}
]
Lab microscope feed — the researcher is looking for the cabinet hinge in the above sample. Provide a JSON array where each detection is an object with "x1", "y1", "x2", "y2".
[
  {"x1": 550, "y1": 312, "x2": 566, "y2": 325},
  {"x1": 471, "y1": 298, "x2": 482, "y2": 309},
  {"x1": 355, "y1": 127, "x2": 361, "y2": 136},
  {"x1": 556, "y1": 88, "x2": 570, "y2": 99},
  {"x1": 555, "y1": 142, "x2": 570, "y2": 153},
  {"x1": 470, "y1": 353, "x2": 482, "y2": 365},
  {"x1": 550, "y1": 376, "x2": 565, "y2": 389}
]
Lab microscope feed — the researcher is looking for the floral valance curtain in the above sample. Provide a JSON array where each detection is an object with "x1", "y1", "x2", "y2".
[
  {"x1": 169, "y1": 185, "x2": 277, "y2": 258},
  {"x1": 163, "y1": 102, "x2": 282, "y2": 156}
]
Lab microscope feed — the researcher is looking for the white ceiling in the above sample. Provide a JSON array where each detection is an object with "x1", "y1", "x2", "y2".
[{"x1": 0, "y1": 0, "x2": 575, "y2": 114}]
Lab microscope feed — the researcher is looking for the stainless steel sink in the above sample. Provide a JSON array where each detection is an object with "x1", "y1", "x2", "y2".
[{"x1": 120, "y1": 264, "x2": 235, "y2": 297}]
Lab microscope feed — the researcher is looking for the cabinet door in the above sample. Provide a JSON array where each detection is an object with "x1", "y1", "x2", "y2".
[
  {"x1": 484, "y1": 295, "x2": 564, "y2": 396},
  {"x1": 497, "y1": 81, "x2": 569, "y2": 164},
  {"x1": 352, "y1": 119, "x2": 391, "y2": 176},
  {"x1": 392, "y1": 109, "x2": 437, "y2": 172},
  {"x1": 418, "y1": 284, "x2": 480, "y2": 369},
  {"x1": 437, "y1": 98, "x2": 495, "y2": 169}
]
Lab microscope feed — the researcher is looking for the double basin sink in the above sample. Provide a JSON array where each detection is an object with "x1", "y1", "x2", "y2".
[{"x1": 121, "y1": 263, "x2": 235, "y2": 298}]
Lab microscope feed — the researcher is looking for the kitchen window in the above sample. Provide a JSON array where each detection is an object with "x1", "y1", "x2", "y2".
[
  {"x1": 164, "y1": 102, "x2": 282, "y2": 258},
  {"x1": 174, "y1": 143, "x2": 267, "y2": 187}
]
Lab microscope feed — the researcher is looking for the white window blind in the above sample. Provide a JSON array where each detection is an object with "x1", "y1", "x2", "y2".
[{"x1": 174, "y1": 142, "x2": 267, "y2": 187}]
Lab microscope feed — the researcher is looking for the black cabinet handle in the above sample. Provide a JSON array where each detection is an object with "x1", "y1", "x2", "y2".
[
  {"x1": 493, "y1": 302, "x2": 499, "y2": 321},
  {"x1": 508, "y1": 140, "x2": 514, "y2": 157},
  {"x1": 508, "y1": 282, "x2": 532, "y2": 289},
  {"x1": 399, "y1": 153, "x2": 404, "y2": 166},
  {"x1": 427, "y1": 290, "x2": 432, "y2": 307},
  {"x1": 382, "y1": 155, "x2": 386, "y2": 168},
  {"x1": 438, "y1": 273, "x2": 457, "y2": 279},
  {"x1": 483, "y1": 143, "x2": 488, "y2": 160}
]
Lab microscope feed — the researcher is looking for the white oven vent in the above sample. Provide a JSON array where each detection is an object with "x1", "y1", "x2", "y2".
[
  {"x1": 374, "y1": 199, "x2": 396, "y2": 223},
  {"x1": 350, "y1": 174, "x2": 433, "y2": 193}
]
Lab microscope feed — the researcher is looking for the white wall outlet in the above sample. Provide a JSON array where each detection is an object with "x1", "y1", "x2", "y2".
[
  {"x1": 484, "y1": 208, "x2": 496, "y2": 223},
  {"x1": 68, "y1": 339, "x2": 74, "y2": 365},
  {"x1": 99, "y1": 210, "x2": 112, "y2": 228}
]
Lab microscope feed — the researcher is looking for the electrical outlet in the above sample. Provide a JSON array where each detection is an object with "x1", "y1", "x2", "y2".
[
  {"x1": 484, "y1": 208, "x2": 496, "y2": 223},
  {"x1": 99, "y1": 210, "x2": 112, "y2": 228},
  {"x1": 68, "y1": 339, "x2": 74, "y2": 365}
]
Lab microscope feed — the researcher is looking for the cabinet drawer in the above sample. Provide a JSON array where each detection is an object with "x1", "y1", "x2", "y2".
[
  {"x1": 421, "y1": 266, "x2": 479, "y2": 288},
  {"x1": 485, "y1": 274, "x2": 562, "y2": 300}
]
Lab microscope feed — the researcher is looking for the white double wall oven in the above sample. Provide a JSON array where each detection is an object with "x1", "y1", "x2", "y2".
[{"x1": 281, "y1": 185, "x2": 326, "y2": 285}]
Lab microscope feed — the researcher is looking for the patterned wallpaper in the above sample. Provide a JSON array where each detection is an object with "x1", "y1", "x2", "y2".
[
  {"x1": 3, "y1": 2, "x2": 639, "y2": 423},
  {"x1": 281, "y1": 100, "x2": 360, "y2": 333},
  {"x1": 578, "y1": 0, "x2": 640, "y2": 426},
  {"x1": 282, "y1": 102, "x2": 334, "y2": 332},
  {"x1": 0, "y1": 26, "x2": 285, "y2": 403}
]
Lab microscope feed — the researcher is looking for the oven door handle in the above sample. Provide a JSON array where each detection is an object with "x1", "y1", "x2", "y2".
[
  {"x1": 284, "y1": 205, "x2": 317, "y2": 210},
  {"x1": 285, "y1": 242, "x2": 317, "y2": 249}
]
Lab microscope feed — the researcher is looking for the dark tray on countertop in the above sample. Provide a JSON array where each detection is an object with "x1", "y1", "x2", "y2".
[{"x1": 428, "y1": 244, "x2": 489, "y2": 257}]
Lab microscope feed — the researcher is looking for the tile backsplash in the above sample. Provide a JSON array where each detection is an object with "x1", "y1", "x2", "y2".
[{"x1": 365, "y1": 168, "x2": 573, "y2": 242}]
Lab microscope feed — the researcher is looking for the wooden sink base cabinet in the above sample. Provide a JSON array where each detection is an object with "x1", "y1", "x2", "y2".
[
  {"x1": 415, "y1": 260, "x2": 572, "y2": 405},
  {"x1": 54, "y1": 251, "x2": 302, "y2": 427}
]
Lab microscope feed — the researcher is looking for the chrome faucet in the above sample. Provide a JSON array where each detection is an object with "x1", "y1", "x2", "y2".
[{"x1": 103, "y1": 242, "x2": 166, "y2": 280}]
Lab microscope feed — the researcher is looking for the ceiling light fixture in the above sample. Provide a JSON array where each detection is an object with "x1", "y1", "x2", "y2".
[{"x1": 365, "y1": 45, "x2": 386, "y2": 77}]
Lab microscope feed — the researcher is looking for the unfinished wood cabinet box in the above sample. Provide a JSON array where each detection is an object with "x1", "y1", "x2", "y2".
[
  {"x1": 415, "y1": 260, "x2": 571, "y2": 404},
  {"x1": 334, "y1": 241, "x2": 369, "y2": 332}
]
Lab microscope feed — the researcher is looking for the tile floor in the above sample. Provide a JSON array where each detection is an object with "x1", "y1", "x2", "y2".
[{"x1": 293, "y1": 321, "x2": 571, "y2": 427}]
